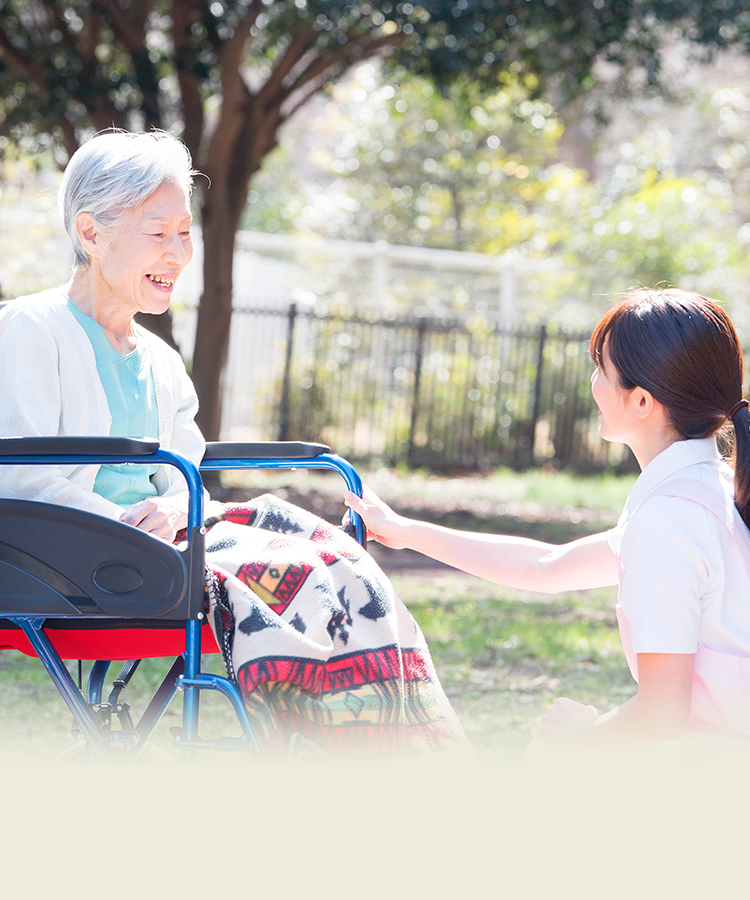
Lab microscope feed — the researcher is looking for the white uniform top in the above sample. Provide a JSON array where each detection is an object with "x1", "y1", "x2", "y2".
[{"x1": 606, "y1": 437, "x2": 750, "y2": 658}]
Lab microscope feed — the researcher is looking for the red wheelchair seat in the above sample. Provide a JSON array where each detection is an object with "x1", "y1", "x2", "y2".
[{"x1": 0, "y1": 617, "x2": 219, "y2": 660}]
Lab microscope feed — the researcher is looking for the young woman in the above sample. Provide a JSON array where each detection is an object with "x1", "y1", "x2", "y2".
[{"x1": 346, "y1": 288, "x2": 750, "y2": 750}]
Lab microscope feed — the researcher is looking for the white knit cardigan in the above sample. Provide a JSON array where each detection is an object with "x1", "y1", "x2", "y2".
[{"x1": 0, "y1": 288, "x2": 206, "y2": 520}]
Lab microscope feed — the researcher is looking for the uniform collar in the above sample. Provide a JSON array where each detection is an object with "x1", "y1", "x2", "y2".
[{"x1": 620, "y1": 437, "x2": 722, "y2": 523}]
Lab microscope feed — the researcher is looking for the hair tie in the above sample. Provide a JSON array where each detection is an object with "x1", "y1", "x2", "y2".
[{"x1": 728, "y1": 399, "x2": 749, "y2": 420}]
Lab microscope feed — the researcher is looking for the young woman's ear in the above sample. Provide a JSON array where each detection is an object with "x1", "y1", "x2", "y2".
[
  {"x1": 75, "y1": 212, "x2": 102, "y2": 260},
  {"x1": 633, "y1": 386, "x2": 658, "y2": 420}
]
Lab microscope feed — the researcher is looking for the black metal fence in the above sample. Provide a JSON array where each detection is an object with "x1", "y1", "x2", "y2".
[{"x1": 220, "y1": 303, "x2": 636, "y2": 473}]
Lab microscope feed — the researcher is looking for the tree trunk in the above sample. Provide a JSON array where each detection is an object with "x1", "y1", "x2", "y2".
[
  {"x1": 191, "y1": 185, "x2": 240, "y2": 442},
  {"x1": 190, "y1": 96, "x2": 280, "y2": 441}
]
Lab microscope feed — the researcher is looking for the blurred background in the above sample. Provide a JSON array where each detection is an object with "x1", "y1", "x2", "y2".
[{"x1": 4, "y1": 3, "x2": 750, "y2": 473}]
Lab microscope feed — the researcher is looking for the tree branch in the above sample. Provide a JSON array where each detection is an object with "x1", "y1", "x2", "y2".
[
  {"x1": 257, "y1": 21, "x2": 318, "y2": 102},
  {"x1": 48, "y1": 1, "x2": 122, "y2": 127},
  {"x1": 218, "y1": 6, "x2": 261, "y2": 107},
  {"x1": 94, "y1": 0, "x2": 163, "y2": 128},
  {"x1": 170, "y1": 0, "x2": 205, "y2": 159},
  {"x1": 0, "y1": 24, "x2": 48, "y2": 90},
  {"x1": 205, "y1": 7, "x2": 264, "y2": 172},
  {"x1": 94, "y1": 0, "x2": 146, "y2": 51},
  {"x1": 273, "y1": 29, "x2": 402, "y2": 112},
  {"x1": 81, "y1": 6, "x2": 103, "y2": 60},
  {"x1": 281, "y1": 75, "x2": 337, "y2": 120},
  {"x1": 56, "y1": 115, "x2": 81, "y2": 159}
]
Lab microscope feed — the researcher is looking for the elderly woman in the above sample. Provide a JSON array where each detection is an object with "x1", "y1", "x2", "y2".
[
  {"x1": 0, "y1": 130, "x2": 200, "y2": 539},
  {"x1": 0, "y1": 130, "x2": 469, "y2": 759}
]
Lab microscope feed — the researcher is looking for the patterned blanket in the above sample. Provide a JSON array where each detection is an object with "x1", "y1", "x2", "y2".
[{"x1": 201, "y1": 494, "x2": 472, "y2": 760}]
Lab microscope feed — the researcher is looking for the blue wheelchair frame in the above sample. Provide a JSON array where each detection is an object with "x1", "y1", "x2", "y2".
[{"x1": 0, "y1": 436, "x2": 364, "y2": 762}]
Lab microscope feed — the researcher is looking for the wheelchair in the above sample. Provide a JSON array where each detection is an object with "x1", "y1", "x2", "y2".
[{"x1": 0, "y1": 436, "x2": 365, "y2": 763}]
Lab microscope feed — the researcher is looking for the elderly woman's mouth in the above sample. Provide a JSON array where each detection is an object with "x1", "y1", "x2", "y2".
[{"x1": 146, "y1": 274, "x2": 175, "y2": 289}]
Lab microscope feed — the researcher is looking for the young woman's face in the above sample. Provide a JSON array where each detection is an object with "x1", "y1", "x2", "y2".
[
  {"x1": 590, "y1": 340, "x2": 637, "y2": 443},
  {"x1": 94, "y1": 180, "x2": 193, "y2": 317}
]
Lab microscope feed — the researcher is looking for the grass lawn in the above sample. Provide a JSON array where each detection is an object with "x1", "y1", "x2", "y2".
[
  {"x1": 393, "y1": 572, "x2": 632, "y2": 763},
  {"x1": 0, "y1": 576, "x2": 632, "y2": 765},
  {"x1": 0, "y1": 465, "x2": 637, "y2": 764}
]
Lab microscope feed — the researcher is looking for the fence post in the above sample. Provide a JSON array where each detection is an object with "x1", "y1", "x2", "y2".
[
  {"x1": 527, "y1": 323, "x2": 547, "y2": 466},
  {"x1": 278, "y1": 301, "x2": 297, "y2": 441},
  {"x1": 407, "y1": 316, "x2": 427, "y2": 467}
]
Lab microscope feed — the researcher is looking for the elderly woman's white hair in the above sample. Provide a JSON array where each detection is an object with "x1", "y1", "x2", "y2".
[{"x1": 58, "y1": 129, "x2": 197, "y2": 268}]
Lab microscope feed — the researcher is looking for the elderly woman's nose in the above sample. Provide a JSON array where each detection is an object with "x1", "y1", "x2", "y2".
[{"x1": 163, "y1": 232, "x2": 191, "y2": 263}]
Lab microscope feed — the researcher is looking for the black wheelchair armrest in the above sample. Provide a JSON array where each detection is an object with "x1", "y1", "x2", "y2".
[
  {"x1": 0, "y1": 436, "x2": 160, "y2": 456},
  {"x1": 202, "y1": 441, "x2": 331, "y2": 460}
]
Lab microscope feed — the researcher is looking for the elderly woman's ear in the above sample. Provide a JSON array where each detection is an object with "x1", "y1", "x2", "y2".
[{"x1": 74, "y1": 212, "x2": 102, "y2": 262}]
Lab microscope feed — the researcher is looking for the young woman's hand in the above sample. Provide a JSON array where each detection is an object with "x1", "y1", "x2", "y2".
[
  {"x1": 530, "y1": 653, "x2": 694, "y2": 751},
  {"x1": 343, "y1": 486, "x2": 410, "y2": 549},
  {"x1": 120, "y1": 497, "x2": 187, "y2": 543},
  {"x1": 531, "y1": 697, "x2": 599, "y2": 742}
]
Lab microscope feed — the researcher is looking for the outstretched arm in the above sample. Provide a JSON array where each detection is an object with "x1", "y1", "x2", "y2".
[{"x1": 344, "y1": 486, "x2": 618, "y2": 594}]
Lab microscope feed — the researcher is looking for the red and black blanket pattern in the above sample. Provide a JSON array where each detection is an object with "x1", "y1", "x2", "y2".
[{"x1": 202, "y1": 494, "x2": 471, "y2": 759}]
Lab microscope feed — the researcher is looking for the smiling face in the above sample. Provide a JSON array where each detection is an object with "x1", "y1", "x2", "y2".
[{"x1": 85, "y1": 179, "x2": 193, "y2": 320}]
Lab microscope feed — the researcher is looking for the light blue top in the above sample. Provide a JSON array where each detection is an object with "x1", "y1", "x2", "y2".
[{"x1": 67, "y1": 300, "x2": 159, "y2": 506}]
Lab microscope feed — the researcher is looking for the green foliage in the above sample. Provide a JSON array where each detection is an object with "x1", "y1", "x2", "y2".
[
  {"x1": 4, "y1": 1, "x2": 745, "y2": 223},
  {"x1": 281, "y1": 315, "x2": 415, "y2": 458},
  {"x1": 243, "y1": 144, "x2": 309, "y2": 235},
  {"x1": 263, "y1": 68, "x2": 568, "y2": 252},
  {"x1": 0, "y1": 152, "x2": 71, "y2": 297},
  {"x1": 0, "y1": 0, "x2": 686, "y2": 153},
  {"x1": 246, "y1": 53, "x2": 750, "y2": 333},
  {"x1": 556, "y1": 156, "x2": 750, "y2": 323}
]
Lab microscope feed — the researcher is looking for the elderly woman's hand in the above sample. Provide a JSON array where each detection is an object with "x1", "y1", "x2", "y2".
[{"x1": 120, "y1": 497, "x2": 187, "y2": 543}]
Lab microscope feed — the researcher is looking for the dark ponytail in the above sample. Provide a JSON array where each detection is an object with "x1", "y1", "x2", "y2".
[
  {"x1": 590, "y1": 288, "x2": 750, "y2": 528},
  {"x1": 731, "y1": 404, "x2": 750, "y2": 527}
]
